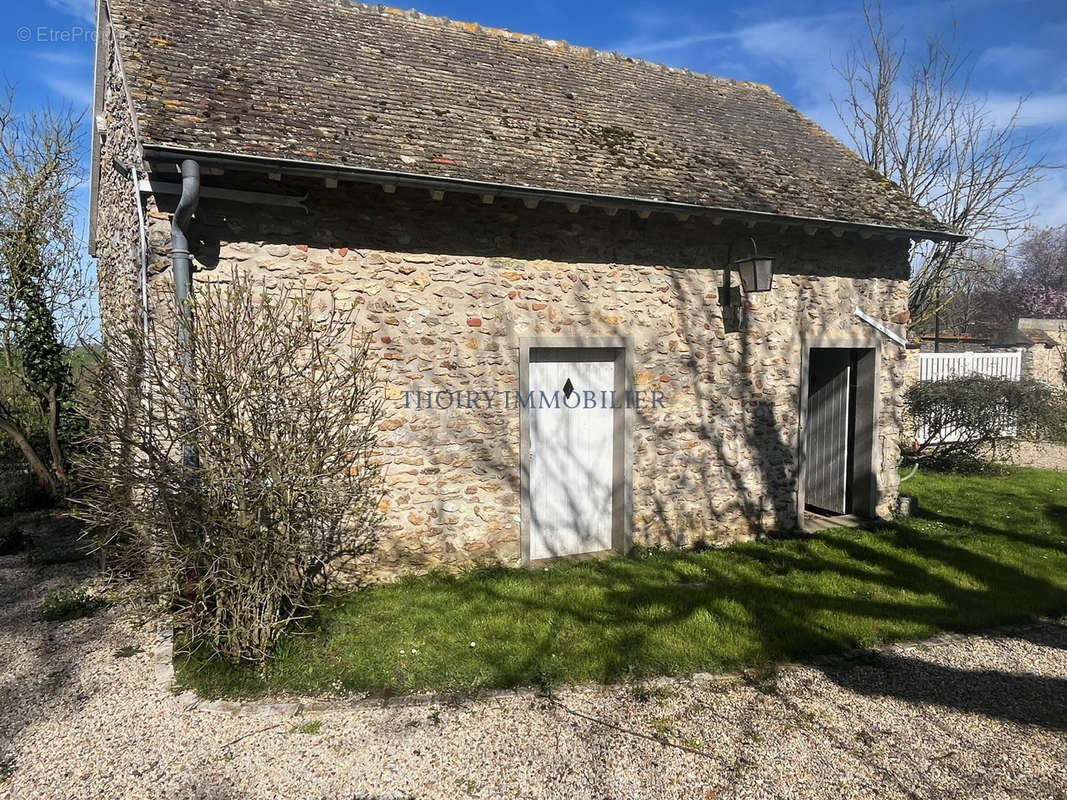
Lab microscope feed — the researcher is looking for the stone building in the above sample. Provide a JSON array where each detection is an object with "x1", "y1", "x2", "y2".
[
  {"x1": 88, "y1": 0, "x2": 961, "y2": 575},
  {"x1": 996, "y1": 318, "x2": 1067, "y2": 392}
]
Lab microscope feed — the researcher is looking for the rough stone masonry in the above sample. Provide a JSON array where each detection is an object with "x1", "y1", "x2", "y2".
[
  {"x1": 88, "y1": 0, "x2": 923, "y2": 581},
  {"x1": 112, "y1": 175, "x2": 909, "y2": 579}
]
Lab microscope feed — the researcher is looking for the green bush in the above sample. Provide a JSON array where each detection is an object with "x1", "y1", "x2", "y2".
[
  {"x1": 37, "y1": 586, "x2": 106, "y2": 622},
  {"x1": 904, "y1": 376, "x2": 1067, "y2": 470}
]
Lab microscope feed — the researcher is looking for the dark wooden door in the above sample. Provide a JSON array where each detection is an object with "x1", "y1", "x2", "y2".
[{"x1": 805, "y1": 349, "x2": 852, "y2": 514}]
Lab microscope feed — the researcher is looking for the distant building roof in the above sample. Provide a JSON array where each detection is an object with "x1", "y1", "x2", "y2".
[
  {"x1": 994, "y1": 318, "x2": 1067, "y2": 348},
  {"x1": 918, "y1": 335, "x2": 991, "y2": 343},
  {"x1": 917, "y1": 334, "x2": 993, "y2": 353},
  {"x1": 1023, "y1": 330, "x2": 1061, "y2": 347}
]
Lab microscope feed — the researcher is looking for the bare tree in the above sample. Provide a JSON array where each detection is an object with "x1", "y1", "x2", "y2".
[
  {"x1": 75, "y1": 277, "x2": 384, "y2": 662},
  {"x1": 834, "y1": 3, "x2": 1053, "y2": 329},
  {"x1": 939, "y1": 224, "x2": 1067, "y2": 336},
  {"x1": 929, "y1": 242, "x2": 1007, "y2": 335},
  {"x1": 0, "y1": 88, "x2": 89, "y2": 496},
  {"x1": 1014, "y1": 223, "x2": 1067, "y2": 291}
]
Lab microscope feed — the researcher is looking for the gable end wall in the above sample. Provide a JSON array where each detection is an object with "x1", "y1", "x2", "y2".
[{"x1": 93, "y1": 11, "x2": 146, "y2": 337}]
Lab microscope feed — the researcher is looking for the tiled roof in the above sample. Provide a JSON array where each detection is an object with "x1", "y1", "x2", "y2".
[
  {"x1": 105, "y1": 0, "x2": 952, "y2": 234},
  {"x1": 1019, "y1": 329, "x2": 1060, "y2": 347}
]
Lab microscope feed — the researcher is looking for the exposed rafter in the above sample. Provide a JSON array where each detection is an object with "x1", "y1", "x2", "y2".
[{"x1": 142, "y1": 145, "x2": 968, "y2": 244}]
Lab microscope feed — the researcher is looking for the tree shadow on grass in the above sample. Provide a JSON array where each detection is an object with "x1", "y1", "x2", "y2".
[
  {"x1": 1044, "y1": 503, "x2": 1067, "y2": 532},
  {"x1": 182, "y1": 463, "x2": 1067, "y2": 738},
  {"x1": 323, "y1": 489, "x2": 1067, "y2": 729}
]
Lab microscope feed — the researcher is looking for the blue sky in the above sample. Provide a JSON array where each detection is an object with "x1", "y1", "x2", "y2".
[{"x1": 2, "y1": 0, "x2": 1066, "y2": 245}]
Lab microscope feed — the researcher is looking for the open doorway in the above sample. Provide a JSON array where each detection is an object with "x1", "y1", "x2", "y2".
[{"x1": 801, "y1": 346, "x2": 878, "y2": 521}]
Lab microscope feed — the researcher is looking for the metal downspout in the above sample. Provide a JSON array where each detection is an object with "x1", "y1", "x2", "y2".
[{"x1": 171, "y1": 159, "x2": 200, "y2": 470}]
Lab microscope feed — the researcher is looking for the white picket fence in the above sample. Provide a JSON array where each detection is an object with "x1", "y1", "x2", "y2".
[
  {"x1": 919, "y1": 350, "x2": 1023, "y2": 381},
  {"x1": 916, "y1": 350, "x2": 1023, "y2": 443}
]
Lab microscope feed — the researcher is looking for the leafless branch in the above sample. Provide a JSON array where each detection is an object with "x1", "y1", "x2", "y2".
[
  {"x1": 833, "y1": 2, "x2": 1056, "y2": 328},
  {"x1": 74, "y1": 276, "x2": 385, "y2": 662}
]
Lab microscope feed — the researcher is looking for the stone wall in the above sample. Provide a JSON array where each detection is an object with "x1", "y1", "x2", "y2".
[
  {"x1": 900, "y1": 345, "x2": 921, "y2": 445},
  {"x1": 115, "y1": 175, "x2": 912, "y2": 578},
  {"x1": 92, "y1": 13, "x2": 144, "y2": 336},
  {"x1": 1023, "y1": 327, "x2": 1067, "y2": 392},
  {"x1": 1025, "y1": 347, "x2": 1064, "y2": 391},
  {"x1": 1002, "y1": 441, "x2": 1067, "y2": 471}
]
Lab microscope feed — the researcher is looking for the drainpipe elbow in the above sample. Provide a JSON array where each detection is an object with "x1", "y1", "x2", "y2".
[{"x1": 170, "y1": 159, "x2": 200, "y2": 302}]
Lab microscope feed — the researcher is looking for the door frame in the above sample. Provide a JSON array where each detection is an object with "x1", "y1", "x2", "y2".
[
  {"x1": 519, "y1": 337, "x2": 634, "y2": 565},
  {"x1": 797, "y1": 334, "x2": 883, "y2": 528}
]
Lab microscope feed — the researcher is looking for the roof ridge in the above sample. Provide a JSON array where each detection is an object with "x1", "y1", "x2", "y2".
[{"x1": 344, "y1": 0, "x2": 762, "y2": 90}]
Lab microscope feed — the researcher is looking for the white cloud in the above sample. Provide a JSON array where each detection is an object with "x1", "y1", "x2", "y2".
[
  {"x1": 32, "y1": 50, "x2": 92, "y2": 67},
  {"x1": 984, "y1": 92, "x2": 1067, "y2": 129},
  {"x1": 1019, "y1": 145, "x2": 1067, "y2": 229},
  {"x1": 1020, "y1": 171, "x2": 1067, "y2": 228},
  {"x1": 42, "y1": 75, "x2": 93, "y2": 108},
  {"x1": 611, "y1": 29, "x2": 740, "y2": 56},
  {"x1": 735, "y1": 17, "x2": 853, "y2": 100},
  {"x1": 610, "y1": 9, "x2": 860, "y2": 108},
  {"x1": 46, "y1": 0, "x2": 96, "y2": 24},
  {"x1": 977, "y1": 44, "x2": 1053, "y2": 76}
]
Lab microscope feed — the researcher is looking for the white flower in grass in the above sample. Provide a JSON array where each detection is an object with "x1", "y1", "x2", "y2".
[
  {"x1": 400, "y1": 650, "x2": 405, "y2": 655},
  {"x1": 470, "y1": 641, "x2": 477, "y2": 648}
]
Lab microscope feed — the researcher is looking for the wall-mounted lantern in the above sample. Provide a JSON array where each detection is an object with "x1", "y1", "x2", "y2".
[{"x1": 717, "y1": 237, "x2": 775, "y2": 332}]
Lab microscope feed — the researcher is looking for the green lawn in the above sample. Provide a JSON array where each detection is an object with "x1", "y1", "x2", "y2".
[{"x1": 177, "y1": 467, "x2": 1067, "y2": 698}]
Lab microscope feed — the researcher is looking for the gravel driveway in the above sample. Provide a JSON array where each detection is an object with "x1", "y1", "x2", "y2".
[{"x1": 2, "y1": 517, "x2": 1066, "y2": 800}]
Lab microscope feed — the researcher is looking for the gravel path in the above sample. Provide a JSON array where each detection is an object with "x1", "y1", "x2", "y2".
[{"x1": 2, "y1": 518, "x2": 1066, "y2": 800}]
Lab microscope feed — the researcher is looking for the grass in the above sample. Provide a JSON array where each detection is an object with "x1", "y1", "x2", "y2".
[
  {"x1": 37, "y1": 586, "x2": 107, "y2": 622},
  {"x1": 177, "y1": 467, "x2": 1067, "y2": 698}
]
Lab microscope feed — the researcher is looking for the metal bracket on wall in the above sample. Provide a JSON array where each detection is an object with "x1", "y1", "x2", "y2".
[
  {"x1": 854, "y1": 307, "x2": 907, "y2": 347},
  {"x1": 717, "y1": 285, "x2": 743, "y2": 334},
  {"x1": 137, "y1": 178, "x2": 309, "y2": 213}
]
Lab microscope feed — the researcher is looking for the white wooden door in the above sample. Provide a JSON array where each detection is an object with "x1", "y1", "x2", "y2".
[{"x1": 529, "y1": 350, "x2": 615, "y2": 559}]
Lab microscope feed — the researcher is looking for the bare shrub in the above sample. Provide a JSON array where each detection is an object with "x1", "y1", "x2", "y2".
[{"x1": 75, "y1": 276, "x2": 384, "y2": 661}]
